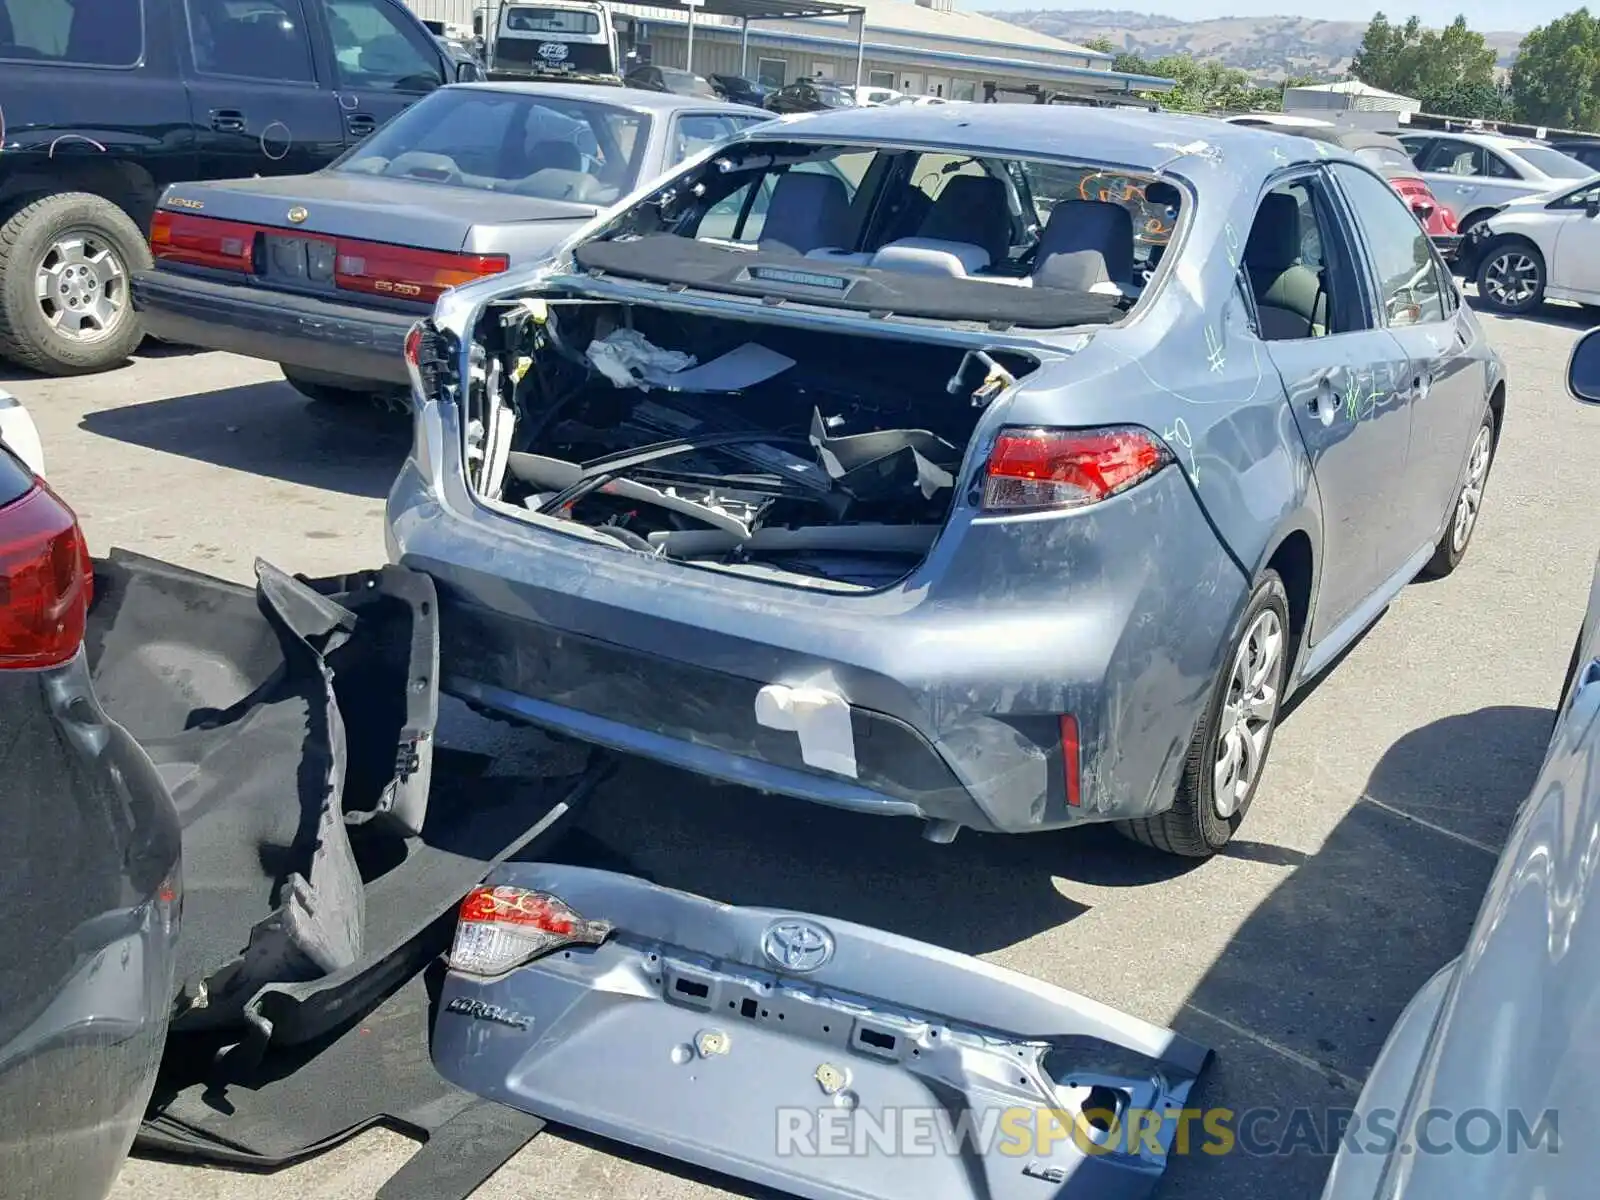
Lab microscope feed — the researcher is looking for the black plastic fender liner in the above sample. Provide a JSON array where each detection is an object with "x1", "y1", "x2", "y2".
[{"x1": 83, "y1": 549, "x2": 442, "y2": 1033}]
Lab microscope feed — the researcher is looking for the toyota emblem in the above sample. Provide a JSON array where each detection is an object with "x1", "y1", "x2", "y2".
[{"x1": 761, "y1": 919, "x2": 835, "y2": 973}]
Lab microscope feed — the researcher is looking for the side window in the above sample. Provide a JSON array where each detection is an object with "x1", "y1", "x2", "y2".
[
  {"x1": 672, "y1": 115, "x2": 738, "y2": 165},
  {"x1": 1242, "y1": 176, "x2": 1363, "y2": 342},
  {"x1": 698, "y1": 177, "x2": 773, "y2": 243},
  {"x1": 2, "y1": 0, "x2": 143, "y2": 67},
  {"x1": 1421, "y1": 139, "x2": 1478, "y2": 176},
  {"x1": 1331, "y1": 162, "x2": 1447, "y2": 329},
  {"x1": 1556, "y1": 181, "x2": 1600, "y2": 210},
  {"x1": 1483, "y1": 152, "x2": 1517, "y2": 180},
  {"x1": 326, "y1": 0, "x2": 446, "y2": 93},
  {"x1": 185, "y1": 0, "x2": 315, "y2": 82}
]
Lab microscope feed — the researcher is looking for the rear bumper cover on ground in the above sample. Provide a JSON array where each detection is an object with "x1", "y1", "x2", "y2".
[
  {"x1": 434, "y1": 863, "x2": 1212, "y2": 1200},
  {"x1": 132, "y1": 269, "x2": 416, "y2": 387}
]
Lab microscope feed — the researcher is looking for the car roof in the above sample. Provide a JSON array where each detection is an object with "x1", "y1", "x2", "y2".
[
  {"x1": 453, "y1": 81, "x2": 764, "y2": 116},
  {"x1": 1415, "y1": 129, "x2": 1542, "y2": 151},
  {"x1": 746, "y1": 104, "x2": 1335, "y2": 173}
]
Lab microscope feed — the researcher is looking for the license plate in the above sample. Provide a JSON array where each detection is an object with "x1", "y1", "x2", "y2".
[{"x1": 264, "y1": 234, "x2": 336, "y2": 284}]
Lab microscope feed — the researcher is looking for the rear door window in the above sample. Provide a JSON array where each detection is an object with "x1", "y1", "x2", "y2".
[
  {"x1": 325, "y1": 0, "x2": 446, "y2": 92},
  {"x1": 185, "y1": 0, "x2": 316, "y2": 83},
  {"x1": 1, "y1": 0, "x2": 144, "y2": 67}
]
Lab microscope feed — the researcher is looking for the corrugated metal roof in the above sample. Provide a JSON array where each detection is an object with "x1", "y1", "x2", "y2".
[{"x1": 1287, "y1": 80, "x2": 1416, "y2": 101}]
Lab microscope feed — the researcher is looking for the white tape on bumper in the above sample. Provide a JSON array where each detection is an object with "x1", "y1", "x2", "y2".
[{"x1": 754, "y1": 683, "x2": 857, "y2": 778}]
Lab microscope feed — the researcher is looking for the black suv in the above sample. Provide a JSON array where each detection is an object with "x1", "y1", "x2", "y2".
[{"x1": 0, "y1": 0, "x2": 480, "y2": 377}]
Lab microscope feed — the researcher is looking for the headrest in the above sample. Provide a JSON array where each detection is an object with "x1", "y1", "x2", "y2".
[
  {"x1": 758, "y1": 172, "x2": 852, "y2": 254},
  {"x1": 527, "y1": 139, "x2": 584, "y2": 174},
  {"x1": 919, "y1": 175, "x2": 1012, "y2": 264},
  {"x1": 1032, "y1": 201, "x2": 1135, "y2": 291},
  {"x1": 1245, "y1": 192, "x2": 1304, "y2": 273}
]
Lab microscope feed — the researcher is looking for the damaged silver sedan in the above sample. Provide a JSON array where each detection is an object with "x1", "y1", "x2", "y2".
[{"x1": 388, "y1": 105, "x2": 1505, "y2": 857}]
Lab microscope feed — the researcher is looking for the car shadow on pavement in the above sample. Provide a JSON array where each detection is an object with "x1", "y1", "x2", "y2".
[
  {"x1": 1157, "y1": 703, "x2": 1551, "y2": 1200},
  {"x1": 79, "y1": 381, "x2": 410, "y2": 498},
  {"x1": 1464, "y1": 292, "x2": 1595, "y2": 332},
  {"x1": 0, "y1": 338, "x2": 206, "y2": 385}
]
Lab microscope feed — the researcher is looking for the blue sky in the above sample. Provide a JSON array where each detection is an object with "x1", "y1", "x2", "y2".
[{"x1": 958, "y1": 2, "x2": 1570, "y2": 31}]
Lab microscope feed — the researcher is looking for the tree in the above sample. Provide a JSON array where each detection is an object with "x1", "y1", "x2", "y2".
[
  {"x1": 1085, "y1": 35, "x2": 1116, "y2": 54},
  {"x1": 1511, "y1": 9, "x2": 1600, "y2": 130},
  {"x1": 1351, "y1": 12, "x2": 1497, "y2": 109}
]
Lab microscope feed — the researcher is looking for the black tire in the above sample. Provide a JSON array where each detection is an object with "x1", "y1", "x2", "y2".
[
  {"x1": 0, "y1": 191, "x2": 150, "y2": 375},
  {"x1": 1118, "y1": 570, "x2": 1292, "y2": 858},
  {"x1": 1419, "y1": 406, "x2": 1495, "y2": 579},
  {"x1": 1474, "y1": 238, "x2": 1546, "y2": 315},
  {"x1": 280, "y1": 366, "x2": 409, "y2": 413}
]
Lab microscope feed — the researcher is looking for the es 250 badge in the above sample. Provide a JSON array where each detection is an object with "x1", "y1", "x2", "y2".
[{"x1": 445, "y1": 996, "x2": 532, "y2": 1030}]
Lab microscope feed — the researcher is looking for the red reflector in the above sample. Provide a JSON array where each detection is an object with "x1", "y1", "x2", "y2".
[
  {"x1": 1059, "y1": 715, "x2": 1082, "y2": 807},
  {"x1": 150, "y1": 210, "x2": 256, "y2": 272},
  {"x1": 335, "y1": 239, "x2": 509, "y2": 304},
  {"x1": 983, "y1": 426, "x2": 1171, "y2": 512},
  {"x1": 0, "y1": 484, "x2": 90, "y2": 670},
  {"x1": 404, "y1": 323, "x2": 423, "y2": 369}
]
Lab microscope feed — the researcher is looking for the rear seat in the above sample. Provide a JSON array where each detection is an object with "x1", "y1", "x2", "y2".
[{"x1": 758, "y1": 172, "x2": 853, "y2": 255}]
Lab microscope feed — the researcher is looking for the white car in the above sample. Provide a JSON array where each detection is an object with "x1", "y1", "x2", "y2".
[
  {"x1": 0, "y1": 393, "x2": 43, "y2": 479},
  {"x1": 1462, "y1": 176, "x2": 1600, "y2": 314},
  {"x1": 853, "y1": 85, "x2": 900, "y2": 106}
]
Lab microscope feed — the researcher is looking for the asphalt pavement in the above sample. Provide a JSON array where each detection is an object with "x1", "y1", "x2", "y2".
[{"x1": 4, "y1": 299, "x2": 1594, "y2": 1200}]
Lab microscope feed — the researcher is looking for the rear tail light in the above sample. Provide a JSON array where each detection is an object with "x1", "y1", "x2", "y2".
[
  {"x1": 150, "y1": 210, "x2": 256, "y2": 272},
  {"x1": 981, "y1": 426, "x2": 1172, "y2": 513},
  {"x1": 448, "y1": 885, "x2": 613, "y2": 977},
  {"x1": 336, "y1": 239, "x2": 508, "y2": 304},
  {"x1": 0, "y1": 483, "x2": 91, "y2": 670}
]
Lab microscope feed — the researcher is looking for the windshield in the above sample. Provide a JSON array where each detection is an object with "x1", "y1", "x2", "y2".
[
  {"x1": 1511, "y1": 146, "x2": 1594, "y2": 179},
  {"x1": 330, "y1": 88, "x2": 648, "y2": 205},
  {"x1": 501, "y1": 7, "x2": 601, "y2": 35},
  {"x1": 569, "y1": 139, "x2": 1188, "y2": 329},
  {"x1": 1354, "y1": 145, "x2": 1417, "y2": 173}
]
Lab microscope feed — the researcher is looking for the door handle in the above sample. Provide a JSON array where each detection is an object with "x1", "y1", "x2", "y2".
[
  {"x1": 347, "y1": 113, "x2": 377, "y2": 138},
  {"x1": 210, "y1": 109, "x2": 246, "y2": 133},
  {"x1": 1308, "y1": 372, "x2": 1339, "y2": 426}
]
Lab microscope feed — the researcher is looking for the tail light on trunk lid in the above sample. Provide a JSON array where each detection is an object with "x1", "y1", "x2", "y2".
[
  {"x1": 449, "y1": 885, "x2": 614, "y2": 977},
  {"x1": 981, "y1": 426, "x2": 1172, "y2": 513},
  {"x1": 0, "y1": 482, "x2": 91, "y2": 670},
  {"x1": 150, "y1": 210, "x2": 256, "y2": 272},
  {"x1": 335, "y1": 239, "x2": 508, "y2": 304}
]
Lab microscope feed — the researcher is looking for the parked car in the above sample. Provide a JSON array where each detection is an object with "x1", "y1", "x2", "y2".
[
  {"x1": 1228, "y1": 119, "x2": 1461, "y2": 257},
  {"x1": 1548, "y1": 137, "x2": 1600, "y2": 171},
  {"x1": 132, "y1": 83, "x2": 768, "y2": 407},
  {"x1": 1457, "y1": 175, "x2": 1600, "y2": 314},
  {"x1": 624, "y1": 64, "x2": 718, "y2": 98},
  {"x1": 707, "y1": 73, "x2": 769, "y2": 107},
  {"x1": 0, "y1": 410, "x2": 182, "y2": 1200},
  {"x1": 854, "y1": 85, "x2": 902, "y2": 106},
  {"x1": 1396, "y1": 130, "x2": 1594, "y2": 239},
  {"x1": 765, "y1": 78, "x2": 857, "y2": 113},
  {"x1": 390, "y1": 106, "x2": 1503, "y2": 858},
  {"x1": 1320, "y1": 328, "x2": 1600, "y2": 1200},
  {"x1": 0, "y1": 0, "x2": 475, "y2": 378}
]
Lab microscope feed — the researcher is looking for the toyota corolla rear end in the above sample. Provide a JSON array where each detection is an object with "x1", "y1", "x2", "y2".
[{"x1": 388, "y1": 295, "x2": 1243, "y2": 840}]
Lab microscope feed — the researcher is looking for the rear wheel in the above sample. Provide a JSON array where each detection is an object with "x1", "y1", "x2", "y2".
[
  {"x1": 280, "y1": 366, "x2": 409, "y2": 413},
  {"x1": 1475, "y1": 240, "x2": 1545, "y2": 315},
  {"x1": 1419, "y1": 408, "x2": 1495, "y2": 579},
  {"x1": 1118, "y1": 571, "x2": 1291, "y2": 857},
  {"x1": 0, "y1": 192, "x2": 149, "y2": 375}
]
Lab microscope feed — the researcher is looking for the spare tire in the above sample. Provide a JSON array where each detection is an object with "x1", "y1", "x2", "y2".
[{"x1": 0, "y1": 191, "x2": 150, "y2": 375}]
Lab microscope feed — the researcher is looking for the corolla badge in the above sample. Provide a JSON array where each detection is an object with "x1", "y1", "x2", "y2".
[
  {"x1": 538, "y1": 41, "x2": 569, "y2": 61},
  {"x1": 287, "y1": 206, "x2": 309, "y2": 224},
  {"x1": 761, "y1": 919, "x2": 835, "y2": 972},
  {"x1": 445, "y1": 996, "x2": 531, "y2": 1030}
]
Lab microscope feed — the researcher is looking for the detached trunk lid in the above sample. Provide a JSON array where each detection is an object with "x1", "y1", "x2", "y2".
[{"x1": 433, "y1": 863, "x2": 1211, "y2": 1200}]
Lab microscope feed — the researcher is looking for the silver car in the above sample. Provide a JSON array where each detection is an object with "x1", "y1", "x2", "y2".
[
  {"x1": 131, "y1": 82, "x2": 769, "y2": 405},
  {"x1": 1321, "y1": 328, "x2": 1600, "y2": 1199},
  {"x1": 1397, "y1": 130, "x2": 1593, "y2": 238}
]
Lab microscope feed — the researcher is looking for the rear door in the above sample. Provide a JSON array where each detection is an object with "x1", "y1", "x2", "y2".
[
  {"x1": 1251, "y1": 171, "x2": 1414, "y2": 637},
  {"x1": 1327, "y1": 160, "x2": 1482, "y2": 555},
  {"x1": 313, "y1": 0, "x2": 448, "y2": 147},
  {"x1": 179, "y1": 0, "x2": 346, "y2": 179}
]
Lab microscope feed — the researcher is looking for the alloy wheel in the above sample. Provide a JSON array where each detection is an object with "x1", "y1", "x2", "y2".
[
  {"x1": 1482, "y1": 251, "x2": 1539, "y2": 309},
  {"x1": 1452, "y1": 424, "x2": 1493, "y2": 554},
  {"x1": 35, "y1": 231, "x2": 127, "y2": 343},
  {"x1": 1213, "y1": 609, "x2": 1284, "y2": 818}
]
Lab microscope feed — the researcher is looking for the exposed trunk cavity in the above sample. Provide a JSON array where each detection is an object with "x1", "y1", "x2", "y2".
[{"x1": 461, "y1": 295, "x2": 1039, "y2": 591}]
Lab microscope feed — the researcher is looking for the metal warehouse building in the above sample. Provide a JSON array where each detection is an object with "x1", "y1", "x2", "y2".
[{"x1": 407, "y1": 0, "x2": 1174, "y2": 104}]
